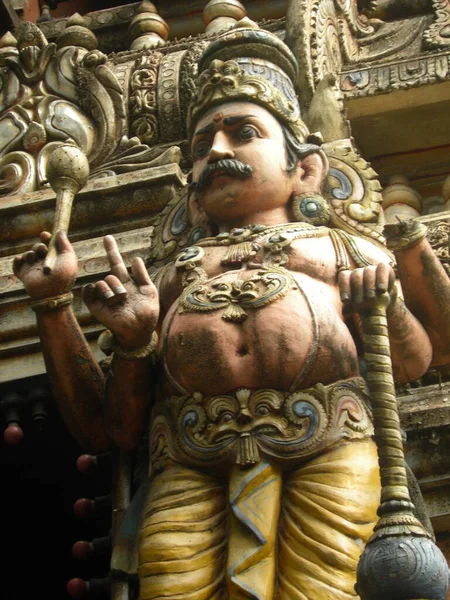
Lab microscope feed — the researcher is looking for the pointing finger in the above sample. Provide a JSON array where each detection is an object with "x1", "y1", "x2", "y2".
[{"x1": 104, "y1": 235, "x2": 130, "y2": 284}]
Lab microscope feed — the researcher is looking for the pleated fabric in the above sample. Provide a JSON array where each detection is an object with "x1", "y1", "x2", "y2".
[
  {"x1": 137, "y1": 438, "x2": 380, "y2": 600},
  {"x1": 138, "y1": 463, "x2": 227, "y2": 600},
  {"x1": 276, "y1": 438, "x2": 380, "y2": 600}
]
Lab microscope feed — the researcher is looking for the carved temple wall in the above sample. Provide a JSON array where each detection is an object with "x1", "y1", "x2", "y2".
[{"x1": 1, "y1": 0, "x2": 450, "y2": 587}]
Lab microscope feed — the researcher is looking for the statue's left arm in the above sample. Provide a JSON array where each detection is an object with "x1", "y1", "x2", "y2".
[
  {"x1": 383, "y1": 220, "x2": 450, "y2": 368},
  {"x1": 339, "y1": 240, "x2": 433, "y2": 383}
]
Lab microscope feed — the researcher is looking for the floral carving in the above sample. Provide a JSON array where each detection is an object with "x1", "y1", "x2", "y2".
[
  {"x1": 129, "y1": 53, "x2": 162, "y2": 145},
  {"x1": 178, "y1": 265, "x2": 295, "y2": 324}
]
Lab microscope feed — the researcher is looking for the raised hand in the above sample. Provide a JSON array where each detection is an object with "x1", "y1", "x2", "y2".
[
  {"x1": 338, "y1": 263, "x2": 397, "y2": 313},
  {"x1": 82, "y1": 235, "x2": 159, "y2": 349},
  {"x1": 13, "y1": 230, "x2": 78, "y2": 300}
]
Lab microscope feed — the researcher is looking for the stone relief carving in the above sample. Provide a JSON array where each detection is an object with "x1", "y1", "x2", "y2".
[
  {"x1": 306, "y1": 72, "x2": 385, "y2": 244},
  {"x1": 426, "y1": 220, "x2": 450, "y2": 276},
  {"x1": 0, "y1": 20, "x2": 123, "y2": 196},
  {"x1": 424, "y1": 0, "x2": 450, "y2": 49},
  {"x1": 285, "y1": 0, "x2": 435, "y2": 108},
  {"x1": 341, "y1": 52, "x2": 450, "y2": 97},
  {"x1": 129, "y1": 52, "x2": 162, "y2": 144},
  {"x1": 0, "y1": 18, "x2": 183, "y2": 199}
]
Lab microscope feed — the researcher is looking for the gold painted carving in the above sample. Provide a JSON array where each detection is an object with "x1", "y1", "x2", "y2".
[
  {"x1": 285, "y1": 0, "x2": 376, "y2": 106},
  {"x1": 325, "y1": 139, "x2": 385, "y2": 245},
  {"x1": 178, "y1": 265, "x2": 294, "y2": 324},
  {"x1": 359, "y1": 294, "x2": 428, "y2": 539},
  {"x1": 384, "y1": 219, "x2": 428, "y2": 252},
  {"x1": 286, "y1": 0, "x2": 430, "y2": 107},
  {"x1": 189, "y1": 57, "x2": 308, "y2": 142},
  {"x1": 150, "y1": 379, "x2": 373, "y2": 469}
]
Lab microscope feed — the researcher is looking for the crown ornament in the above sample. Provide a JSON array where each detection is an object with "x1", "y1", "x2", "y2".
[{"x1": 188, "y1": 25, "x2": 310, "y2": 143}]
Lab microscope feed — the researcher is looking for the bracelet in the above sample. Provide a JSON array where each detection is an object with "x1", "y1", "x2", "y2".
[
  {"x1": 30, "y1": 292, "x2": 73, "y2": 313},
  {"x1": 113, "y1": 331, "x2": 159, "y2": 364},
  {"x1": 384, "y1": 220, "x2": 427, "y2": 252}
]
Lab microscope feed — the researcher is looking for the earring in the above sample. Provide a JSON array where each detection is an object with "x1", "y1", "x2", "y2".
[{"x1": 292, "y1": 192, "x2": 331, "y2": 226}]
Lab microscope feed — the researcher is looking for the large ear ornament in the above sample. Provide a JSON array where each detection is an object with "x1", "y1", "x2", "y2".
[{"x1": 292, "y1": 192, "x2": 331, "y2": 226}]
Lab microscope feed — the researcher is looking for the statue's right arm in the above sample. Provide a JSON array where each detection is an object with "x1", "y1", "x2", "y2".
[
  {"x1": 82, "y1": 235, "x2": 160, "y2": 451},
  {"x1": 13, "y1": 231, "x2": 109, "y2": 453}
]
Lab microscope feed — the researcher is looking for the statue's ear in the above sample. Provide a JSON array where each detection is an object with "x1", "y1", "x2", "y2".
[
  {"x1": 187, "y1": 188, "x2": 210, "y2": 228},
  {"x1": 293, "y1": 150, "x2": 329, "y2": 195}
]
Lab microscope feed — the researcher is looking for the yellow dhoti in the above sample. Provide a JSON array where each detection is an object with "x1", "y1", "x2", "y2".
[{"x1": 138, "y1": 438, "x2": 380, "y2": 600}]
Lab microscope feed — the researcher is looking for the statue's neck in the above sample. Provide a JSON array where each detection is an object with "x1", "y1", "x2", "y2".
[{"x1": 215, "y1": 206, "x2": 293, "y2": 233}]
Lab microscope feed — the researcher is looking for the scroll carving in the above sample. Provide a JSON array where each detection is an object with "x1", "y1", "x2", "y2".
[
  {"x1": 74, "y1": 48, "x2": 126, "y2": 167},
  {"x1": 0, "y1": 21, "x2": 128, "y2": 196},
  {"x1": 325, "y1": 139, "x2": 385, "y2": 244},
  {"x1": 286, "y1": 0, "x2": 430, "y2": 108},
  {"x1": 424, "y1": 0, "x2": 450, "y2": 49},
  {"x1": 306, "y1": 73, "x2": 385, "y2": 245},
  {"x1": 426, "y1": 220, "x2": 450, "y2": 276},
  {"x1": 285, "y1": 0, "x2": 376, "y2": 106}
]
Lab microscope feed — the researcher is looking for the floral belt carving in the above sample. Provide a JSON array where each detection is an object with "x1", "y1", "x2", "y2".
[{"x1": 149, "y1": 378, "x2": 374, "y2": 470}]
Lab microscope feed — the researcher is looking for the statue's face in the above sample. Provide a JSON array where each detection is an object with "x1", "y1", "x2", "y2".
[{"x1": 191, "y1": 101, "x2": 298, "y2": 229}]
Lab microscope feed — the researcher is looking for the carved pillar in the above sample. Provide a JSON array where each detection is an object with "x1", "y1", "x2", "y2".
[
  {"x1": 382, "y1": 175, "x2": 423, "y2": 223},
  {"x1": 203, "y1": 0, "x2": 246, "y2": 34},
  {"x1": 128, "y1": 1, "x2": 168, "y2": 51}
]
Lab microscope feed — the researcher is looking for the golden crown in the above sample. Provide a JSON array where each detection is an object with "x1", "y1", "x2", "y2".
[{"x1": 188, "y1": 27, "x2": 309, "y2": 143}]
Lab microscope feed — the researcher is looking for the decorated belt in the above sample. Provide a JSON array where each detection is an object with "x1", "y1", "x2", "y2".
[{"x1": 149, "y1": 377, "x2": 374, "y2": 471}]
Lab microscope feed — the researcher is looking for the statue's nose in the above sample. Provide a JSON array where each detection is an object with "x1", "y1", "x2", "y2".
[
  {"x1": 208, "y1": 131, "x2": 235, "y2": 162},
  {"x1": 237, "y1": 408, "x2": 252, "y2": 424}
]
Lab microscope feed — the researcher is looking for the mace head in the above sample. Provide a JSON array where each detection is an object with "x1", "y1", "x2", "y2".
[
  {"x1": 46, "y1": 143, "x2": 90, "y2": 194},
  {"x1": 356, "y1": 534, "x2": 449, "y2": 600}
]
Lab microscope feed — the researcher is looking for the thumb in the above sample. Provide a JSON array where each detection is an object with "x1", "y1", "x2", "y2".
[{"x1": 55, "y1": 230, "x2": 74, "y2": 254}]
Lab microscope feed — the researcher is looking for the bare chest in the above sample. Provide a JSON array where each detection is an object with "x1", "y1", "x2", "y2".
[{"x1": 157, "y1": 228, "x2": 359, "y2": 396}]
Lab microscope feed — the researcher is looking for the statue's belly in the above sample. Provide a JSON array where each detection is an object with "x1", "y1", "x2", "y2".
[{"x1": 162, "y1": 269, "x2": 359, "y2": 396}]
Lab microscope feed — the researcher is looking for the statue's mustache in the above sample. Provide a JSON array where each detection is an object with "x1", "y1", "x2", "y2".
[{"x1": 193, "y1": 159, "x2": 253, "y2": 194}]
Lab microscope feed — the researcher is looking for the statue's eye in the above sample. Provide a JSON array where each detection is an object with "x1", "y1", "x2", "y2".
[
  {"x1": 238, "y1": 125, "x2": 258, "y2": 140},
  {"x1": 256, "y1": 405, "x2": 270, "y2": 416},
  {"x1": 221, "y1": 412, "x2": 234, "y2": 423},
  {"x1": 194, "y1": 141, "x2": 211, "y2": 159}
]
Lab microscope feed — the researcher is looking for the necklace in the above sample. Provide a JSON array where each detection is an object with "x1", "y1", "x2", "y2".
[{"x1": 196, "y1": 222, "x2": 329, "y2": 265}]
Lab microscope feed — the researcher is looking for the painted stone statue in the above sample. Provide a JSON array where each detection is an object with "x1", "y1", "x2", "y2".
[{"x1": 12, "y1": 26, "x2": 450, "y2": 600}]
